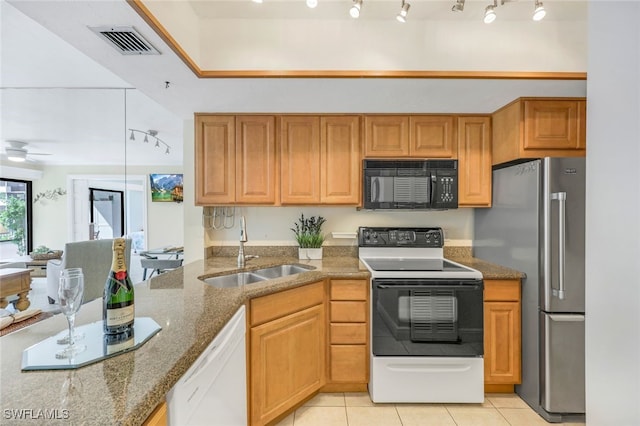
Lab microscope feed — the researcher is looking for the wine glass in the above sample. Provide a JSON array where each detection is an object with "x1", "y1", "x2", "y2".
[
  {"x1": 55, "y1": 268, "x2": 87, "y2": 359},
  {"x1": 56, "y1": 268, "x2": 85, "y2": 344}
]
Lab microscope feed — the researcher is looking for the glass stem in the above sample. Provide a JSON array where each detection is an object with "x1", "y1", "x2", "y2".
[{"x1": 67, "y1": 314, "x2": 75, "y2": 348}]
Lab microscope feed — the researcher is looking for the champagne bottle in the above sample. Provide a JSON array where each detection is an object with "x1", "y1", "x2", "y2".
[{"x1": 103, "y1": 238, "x2": 134, "y2": 334}]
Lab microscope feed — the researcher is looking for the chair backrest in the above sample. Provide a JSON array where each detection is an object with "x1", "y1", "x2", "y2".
[{"x1": 63, "y1": 238, "x2": 132, "y2": 304}]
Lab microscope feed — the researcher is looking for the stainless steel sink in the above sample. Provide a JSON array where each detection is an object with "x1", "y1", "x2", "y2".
[
  {"x1": 202, "y1": 264, "x2": 314, "y2": 288},
  {"x1": 251, "y1": 264, "x2": 314, "y2": 279},
  {"x1": 203, "y1": 272, "x2": 266, "y2": 288}
]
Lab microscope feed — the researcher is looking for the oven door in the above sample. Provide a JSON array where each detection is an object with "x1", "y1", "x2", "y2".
[{"x1": 372, "y1": 278, "x2": 483, "y2": 357}]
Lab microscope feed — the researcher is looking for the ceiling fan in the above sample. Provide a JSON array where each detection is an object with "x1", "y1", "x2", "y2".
[{"x1": 4, "y1": 141, "x2": 52, "y2": 163}]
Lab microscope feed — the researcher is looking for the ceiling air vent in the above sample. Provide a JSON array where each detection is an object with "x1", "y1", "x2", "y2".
[{"x1": 89, "y1": 26, "x2": 160, "y2": 55}]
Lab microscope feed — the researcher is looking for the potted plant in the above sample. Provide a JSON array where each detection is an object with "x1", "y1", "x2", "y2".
[{"x1": 291, "y1": 213, "x2": 326, "y2": 260}]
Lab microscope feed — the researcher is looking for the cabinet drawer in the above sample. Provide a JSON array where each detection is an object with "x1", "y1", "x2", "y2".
[
  {"x1": 330, "y1": 301, "x2": 367, "y2": 322},
  {"x1": 330, "y1": 280, "x2": 368, "y2": 301},
  {"x1": 251, "y1": 281, "x2": 324, "y2": 326},
  {"x1": 484, "y1": 280, "x2": 521, "y2": 302},
  {"x1": 329, "y1": 345, "x2": 368, "y2": 383},
  {"x1": 330, "y1": 323, "x2": 367, "y2": 344}
]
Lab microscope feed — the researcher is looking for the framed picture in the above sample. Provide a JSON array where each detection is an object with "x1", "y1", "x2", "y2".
[{"x1": 149, "y1": 174, "x2": 183, "y2": 203}]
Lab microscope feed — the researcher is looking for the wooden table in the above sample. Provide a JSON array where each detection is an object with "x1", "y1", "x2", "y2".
[
  {"x1": 1, "y1": 255, "x2": 50, "y2": 277},
  {"x1": 0, "y1": 268, "x2": 32, "y2": 310}
]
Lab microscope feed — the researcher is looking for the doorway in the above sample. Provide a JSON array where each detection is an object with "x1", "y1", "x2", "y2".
[
  {"x1": 0, "y1": 178, "x2": 32, "y2": 258},
  {"x1": 89, "y1": 188, "x2": 124, "y2": 239}
]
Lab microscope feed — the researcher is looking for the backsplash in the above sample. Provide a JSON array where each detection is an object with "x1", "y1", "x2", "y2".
[
  {"x1": 207, "y1": 244, "x2": 470, "y2": 259},
  {"x1": 207, "y1": 245, "x2": 358, "y2": 259}
]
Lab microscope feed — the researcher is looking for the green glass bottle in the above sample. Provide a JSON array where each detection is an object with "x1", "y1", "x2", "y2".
[{"x1": 103, "y1": 238, "x2": 134, "y2": 334}]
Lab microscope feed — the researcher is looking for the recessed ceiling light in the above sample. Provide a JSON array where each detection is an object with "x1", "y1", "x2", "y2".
[{"x1": 306, "y1": 0, "x2": 318, "y2": 8}]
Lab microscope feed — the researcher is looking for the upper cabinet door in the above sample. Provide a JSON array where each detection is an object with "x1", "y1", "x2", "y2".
[
  {"x1": 364, "y1": 115, "x2": 409, "y2": 157},
  {"x1": 280, "y1": 116, "x2": 321, "y2": 204},
  {"x1": 195, "y1": 115, "x2": 236, "y2": 205},
  {"x1": 321, "y1": 116, "x2": 361, "y2": 204},
  {"x1": 410, "y1": 116, "x2": 457, "y2": 158},
  {"x1": 458, "y1": 116, "x2": 492, "y2": 208},
  {"x1": 523, "y1": 100, "x2": 584, "y2": 150},
  {"x1": 236, "y1": 116, "x2": 278, "y2": 204}
]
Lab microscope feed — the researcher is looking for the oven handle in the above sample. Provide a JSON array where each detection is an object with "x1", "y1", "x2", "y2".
[{"x1": 376, "y1": 284, "x2": 482, "y2": 291}]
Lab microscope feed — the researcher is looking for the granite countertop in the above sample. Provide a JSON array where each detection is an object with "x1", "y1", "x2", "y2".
[
  {"x1": 450, "y1": 257, "x2": 526, "y2": 280},
  {"x1": 0, "y1": 256, "x2": 368, "y2": 426},
  {"x1": 0, "y1": 254, "x2": 522, "y2": 425}
]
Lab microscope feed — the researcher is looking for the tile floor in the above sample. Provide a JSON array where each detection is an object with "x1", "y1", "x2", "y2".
[{"x1": 274, "y1": 392, "x2": 586, "y2": 426}]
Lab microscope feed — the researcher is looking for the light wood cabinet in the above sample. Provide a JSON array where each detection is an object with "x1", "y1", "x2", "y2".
[
  {"x1": 484, "y1": 279, "x2": 522, "y2": 393},
  {"x1": 143, "y1": 402, "x2": 167, "y2": 426},
  {"x1": 364, "y1": 115, "x2": 409, "y2": 157},
  {"x1": 365, "y1": 115, "x2": 456, "y2": 158},
  {"x1": 249, "y1": 281, "x2": 326, "y2": 426},
  {"x1": 280, "y1": 116, "x2": 321, "y2": 204},
  {"x1": 281, "y1": 116, "x2": 360, "y2": 205},
  {"x1": 194, "y1": 114, "x2": 277, "y2": 205},
  {"x1": 458, "y1": 116, "x2": 492, "y2": 207},
  {"x1": 410, "y1": 115, "x2": 457, "y2": 158},
  {"x1": 492, "y1": 98, "x2": 586, "y2": 166},
  {"x1": 194, "y1": 115, "x2": 236, "y2": 205},
  {"x1": 325, "y1": 279, "x2": 369, "y2": 390},
  {"x1": 236, "y1": 116, "x2": 278, "y2": 204},
  {"x1": 320, "y1": 116, "x2": 361, "y2": 204}
]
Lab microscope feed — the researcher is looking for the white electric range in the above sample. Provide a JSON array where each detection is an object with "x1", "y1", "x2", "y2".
[{"x1": 358, "y1": 227, "x2": 484, "y2": 403}]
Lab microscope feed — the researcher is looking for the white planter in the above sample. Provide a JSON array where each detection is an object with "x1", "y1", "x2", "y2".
[{"x1": 298, "y1": 247, "x2": 323, "y2": 260}]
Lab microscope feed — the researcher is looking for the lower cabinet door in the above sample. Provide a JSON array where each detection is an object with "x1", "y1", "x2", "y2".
[
  {"x1": 250, "y1": 304, "x2": 325, "y2": 425},
  {"x1": 329, "y1": 345, "x2": 368, "y2": 383},
  {"x1": 484, "y1": 301, "x2": 521, "y2": 384}
]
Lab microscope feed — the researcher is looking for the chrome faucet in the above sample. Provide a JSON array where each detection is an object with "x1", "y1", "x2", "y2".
[{"x1": 238, "y1": 216, "x2": 248, "y2": 268}]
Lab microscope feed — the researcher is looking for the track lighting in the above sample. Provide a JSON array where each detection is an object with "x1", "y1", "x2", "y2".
[
  {"x1": 349, "y1": 0, "x2": 362, "y2": 18},
  {"x1": 306, "y1": 0, "x2": 318, "y2": 8},
  {"x1": 451, "y1": 0, "x2": 465, "y2": 12},
  {"x1": 533, "y1": 0, "x2": 546, "y2": 21},
  {"x1": 128, "y1": 129, "x2": 172, "y2": 155},
  {"x1": 451, "y1": 0, "x2": 544, "y2": 23},
  {"x1": 396, "y1": 0, "x2": 410, "y2": 23},
  {"x1": 483, "y1": 1, "x2": 497, "y2": 24}
]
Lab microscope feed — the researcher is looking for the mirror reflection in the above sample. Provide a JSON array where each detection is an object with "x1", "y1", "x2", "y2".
[{"x1": 1, "y1": 87, "x2": 184, "y2": 286}]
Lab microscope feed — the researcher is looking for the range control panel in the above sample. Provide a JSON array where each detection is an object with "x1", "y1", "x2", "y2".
[{"x1": 358, "y1": 227, "x2": 444, "y2": 248}]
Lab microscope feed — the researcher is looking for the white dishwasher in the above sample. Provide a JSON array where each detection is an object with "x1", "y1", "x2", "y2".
[{"x1": 167, "y1": 305, "x2": 247, "y2": 426}]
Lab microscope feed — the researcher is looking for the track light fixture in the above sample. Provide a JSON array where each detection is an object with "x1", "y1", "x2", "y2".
[
  {"x1": 451, "y1": 0, "x2": 465, "y2": 12},
  {"x1": 349, "y1": 0, "x2": 362, "y2": 18},
  {"x1": 306, "y1": 0, "x2": 318, "y2": 8},
  {"x1": 451, "y1": 0, "x2": 544, "y2": 23},
  {"x1": 128, "y1": 129, "x2": 172, "y2": 155},
  {"x1": 532, "y1": 0, "x2": 546, "y2": 21},
  {"x1": 483, "y1": 0, "x2": 497, "y2": 24},
  {"x1": 396, "y1": 0, "x2": 410, "y2": 23}
]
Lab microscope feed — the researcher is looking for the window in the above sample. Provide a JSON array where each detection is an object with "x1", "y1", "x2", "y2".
[{"x1": 0, "y1": 179, "x2": 33, "y2": 258}]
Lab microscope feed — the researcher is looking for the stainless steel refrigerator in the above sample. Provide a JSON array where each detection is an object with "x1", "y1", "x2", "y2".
[{"x1": 474, "y1": 157, "x2": 585, "y2": 422}]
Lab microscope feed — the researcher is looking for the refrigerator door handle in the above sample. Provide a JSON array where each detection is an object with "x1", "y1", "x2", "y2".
[
  {"x1": 551, "y1": 192, "x2": 567, "y2": 300},
  {"x1": 548, "y1": 314, "x2": 585, "y2": 322}
]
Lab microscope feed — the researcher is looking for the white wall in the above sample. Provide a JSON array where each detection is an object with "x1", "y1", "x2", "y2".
[
  {"x1": 585, "y1": 2, "x2": 640, "y2": 424},
  {"x1": 182, "y1": 120, "x2": 203, "y2": 262},
  {"x1": 205, "y1": 206, "x2": 473, "y2": 247},
  {"x1": 32, "y1": 165, "x2": 184, "y2": 251}
]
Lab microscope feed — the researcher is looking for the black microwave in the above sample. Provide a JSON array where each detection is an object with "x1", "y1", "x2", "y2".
[{"x1": 363, "y1": 159, "x2": 458, "y2": 210}]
